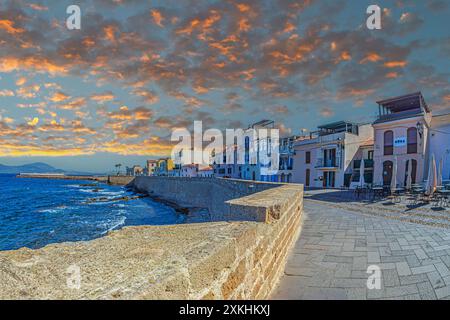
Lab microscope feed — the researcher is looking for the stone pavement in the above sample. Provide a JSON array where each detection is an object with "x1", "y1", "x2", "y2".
[{"x1": 272, "y1": 200, "x2": 450, "y2": 300}]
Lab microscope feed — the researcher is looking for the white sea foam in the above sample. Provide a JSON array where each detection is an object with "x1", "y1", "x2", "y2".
[{"x1": 101, "y1": 216, "x2": 126, "y2": 235}]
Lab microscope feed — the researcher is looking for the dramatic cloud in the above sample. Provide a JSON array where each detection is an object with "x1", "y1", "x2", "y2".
[{"x1": 0, "y1": 0, "x2": 448, "y2": 165}]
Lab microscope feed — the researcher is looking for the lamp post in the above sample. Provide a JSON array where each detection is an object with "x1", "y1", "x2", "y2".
[{"x1": 416, "y1": 121, "x2": 423, "y2": 139}]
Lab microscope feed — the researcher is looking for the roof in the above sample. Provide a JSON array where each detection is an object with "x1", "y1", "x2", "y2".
[
  {"x1": 182, "y1": 164, "x2": 198, "y2": 168},
  {"x1": 376, "y1": 92, "x2": 430, "y2": 113},
  {"x1": 373, "y1": 108, "x2": 424, "y2": 125},
  {"x1": 317, "y1": 121, "x2": 358, "y2": 130},
  {"x1": 249, "y1": 119, "x2": 274, "y2": 128}
]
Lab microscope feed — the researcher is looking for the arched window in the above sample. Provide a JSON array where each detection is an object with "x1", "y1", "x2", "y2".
[
  {"x1": 384, "y1": 130, "x2": 394, "y2": 155},
  {"x1": 407, "y1": 127, "x2": 418, "y2": 154}
]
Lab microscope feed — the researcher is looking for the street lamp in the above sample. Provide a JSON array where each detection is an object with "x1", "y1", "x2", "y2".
[{"x1": 416, "y1": 121, "x2": 423, "y2": 138}]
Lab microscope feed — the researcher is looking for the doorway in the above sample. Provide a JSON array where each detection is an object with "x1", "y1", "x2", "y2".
[
  {"x1": 323, "y1": 171, "x2": 335, "y2": 188},
  {"x1": 383, "y1": 161, "x2": 393, "y2": 186}
]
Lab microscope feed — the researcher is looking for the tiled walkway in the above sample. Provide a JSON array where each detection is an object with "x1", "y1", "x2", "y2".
[{"x1": 272, "y1": 200, "x2": 450, "y2": 300}]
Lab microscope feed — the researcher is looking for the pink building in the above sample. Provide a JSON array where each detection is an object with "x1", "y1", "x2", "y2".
[{"x1": 372, "y1": 92, "x2": 432, "y2": 187}]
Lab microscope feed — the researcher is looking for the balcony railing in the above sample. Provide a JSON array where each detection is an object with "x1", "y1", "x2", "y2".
[
  {"x1": 315, "y1": 159, "x2": 337, "y2": 168},
  {"x1": 279, "y1": 165, "x2": 293, "y2": 170}
]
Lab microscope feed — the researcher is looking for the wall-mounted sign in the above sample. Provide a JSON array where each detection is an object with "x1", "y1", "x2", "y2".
[{"x1": 394, "y1": 137, "x2": 407, "y2": 147}]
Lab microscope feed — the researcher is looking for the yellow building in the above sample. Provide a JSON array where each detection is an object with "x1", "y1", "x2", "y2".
[{"x1": 156, "y1": 158, "x2": 174, "y2": 176}]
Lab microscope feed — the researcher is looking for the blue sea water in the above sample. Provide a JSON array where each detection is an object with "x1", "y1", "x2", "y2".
[{"x1": 0, "y1": 174, "x2": 187, "y2": 251}]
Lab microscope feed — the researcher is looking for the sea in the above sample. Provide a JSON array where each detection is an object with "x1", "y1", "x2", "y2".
[{"x1": 0, "y1": 174, "x2": 187, "y2": 251}]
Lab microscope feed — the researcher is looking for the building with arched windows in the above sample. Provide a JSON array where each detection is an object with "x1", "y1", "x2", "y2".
[{"x1": 372, "y1": 92, "x2": 432, "y2": 187}]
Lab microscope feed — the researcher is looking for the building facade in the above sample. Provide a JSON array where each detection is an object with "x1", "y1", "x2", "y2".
[
  {"x1": 180, "y1": 164, "x2": 199, "y2": 177},
  {"x1": 155, "y1": 158, "x2": 174, "y2": 176},
  {"x1": 198, "y1": 166, "x2": 214, "y2": 177},
  {"x1": 372, "y1": 92, "x2": 432, "y2": 187},
  {"x1": 429, "y1": 113, "x2": 450, "y2": 183},
  {"x1": 292, "y1": 121, "x2": 374, "y2": 188},
  {"x1": 146, "y1": 160, "x2": 158, "y2": 176}
]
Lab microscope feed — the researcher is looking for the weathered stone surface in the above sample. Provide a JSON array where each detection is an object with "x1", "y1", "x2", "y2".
[{"x1": 0, "y1": 178, "x2": 304, "y2": 300}]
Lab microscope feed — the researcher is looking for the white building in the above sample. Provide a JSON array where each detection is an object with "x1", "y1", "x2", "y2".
[
  {"x1": 180, "y1": 164, "x2": 199, "y2": 177},
  {"x1": 292, "y1": 121, "x2": 374, "y2": 188},
  {"x1": 429, "y1": 113, "x2": 450, "y2": 183},
  {"x1": 198, "y1": 166, "x2": 214, "y2": 177}
]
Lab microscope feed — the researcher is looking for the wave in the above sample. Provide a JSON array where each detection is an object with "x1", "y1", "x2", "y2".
[{"x1": 100, "y1": 216, "x2": 127, "y2": 235}]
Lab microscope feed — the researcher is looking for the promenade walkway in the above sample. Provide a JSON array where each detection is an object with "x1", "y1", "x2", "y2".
[{"x1": 272, "y1": 199, "x2": 450, "y2": 299}]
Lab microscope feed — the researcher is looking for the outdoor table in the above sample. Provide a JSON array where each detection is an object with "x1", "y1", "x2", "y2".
[
  {"x1": 390, "y1": 188, "x2": 405, "y2": 203},
  {"x1": 371, "y1": 187, "x2": 384, "y2": 200},
  {"x1": 436, "y1": 190, "x2": 450, "y2": 207}
]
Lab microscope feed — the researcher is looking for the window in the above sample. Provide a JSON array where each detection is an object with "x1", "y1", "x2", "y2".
[
  {"x1": 384, "y1": 130, "x2": 393, "y2": 155},
  {"x1": 407, "y1": 127, "x2": 418, "y2": 154},
  {"x1": 305, "y1": 151, "x2": 311, "y2": 164},
  {"x1": 305, "y1": 169, "x2": 310, "y2": 187},
  {"x1": 368, "y1": 150, "x2": 374, "y2": 160},
  {"x1": 227, "y1": 168, "x2": 232, "y2": 174}
]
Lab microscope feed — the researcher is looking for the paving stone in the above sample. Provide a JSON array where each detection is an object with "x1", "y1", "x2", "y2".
[
  {"x1": 435, "y1": 286, "x2": 450, "y2": 299},
  {"x1": 396, "y1": 262, "x2": 412, "y2": 276},
  {"x1": 368, "y1": 251, "x2": 381, "y2": 263},
  {"x1": 382, "y1": 269, "x2": 400, "y2": 287},
  {"x1": 272, "y1": 199, "x2": 450, "y2": 300},
  {"x1": 399, "y1": 274, "x2": 429, "y2": 286},
  {"x1": 435, "y1": 262, "x2": 450, "y2": 278},
  {"x1": 411, "y1": 265, "x2": 436, "y2": 275},
  {"x1": 427, "y1": 271, "x2": 446, "y2": 289},
  {"x1": 417, "y1": 282, "x2": 437, "y2": 300},
  {"x1": 384, "y1": 284, "x2": 419, "y2": 298}
]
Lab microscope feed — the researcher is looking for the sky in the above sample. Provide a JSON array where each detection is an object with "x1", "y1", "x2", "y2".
[{"x1": 0, "y1": 0, "x2": 449, "y2": 173}]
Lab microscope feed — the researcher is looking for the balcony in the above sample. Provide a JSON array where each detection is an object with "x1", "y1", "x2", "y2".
[
  {"x1": 279, "y1": 165, "x2": 293, "y2": 171},
  {"x1": 315, "y1": 158, "x2": 338, "y2": 170}
]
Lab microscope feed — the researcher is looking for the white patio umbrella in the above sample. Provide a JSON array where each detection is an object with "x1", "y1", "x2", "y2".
[
  {"x1": 406, "y1": 159, "x2": 412, "y2": 190},
  {"x1": 391, "y1": 156, "x2": 398, "y2": 194},
  {"x1": 425, "y1": 153, "x2": 437, "y2": 196},
  {"x1": 359, "y1": 158, "x2": 365, "y2": 187},
  {"x1": 437, "y1": 157, "x2": 443, "y2": 187}
]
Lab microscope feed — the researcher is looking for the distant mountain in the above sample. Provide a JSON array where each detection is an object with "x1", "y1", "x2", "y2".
[{"x1": 0, "y1": 162, "x2": 66, "y2": 174}]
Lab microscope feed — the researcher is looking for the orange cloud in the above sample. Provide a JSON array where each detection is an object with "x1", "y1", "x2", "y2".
[
  {"x1": 385, "y1": 72, "x2": 399, "y2": 79},
  {"x1": 49, "y1": 91, "x2": 70, "y2": 102},
  {"x1": 360, "y1": 53, "x2": 383, "y2": 64},
  {"x1": 90, "y1": 92, "x2": 115, "y2": 103},
  {"x1": 339, "y1": 51, "x2": 351, "y2": 61},
  {"x1": 236, "y1": 3, "x2": 250, "y2": 12},
  {"x1": 0, "y1": 56, "x2": 68, "y2": 74},
  {"x1": 0, "y1": 89, "x2": 14, "y2": 97},
  {"x1": 103, "y1": 25, "x2": 117, "y2": 43},
  {"x1": 151, "y1": 9, "x2": 164, "y2": 27},
  {"x1": 0, "y1": 19, "x2": 25, "y2": 34},
  {"x1": 16, "y1": 84, "x2": 40, "y2": 98},
  {"x1": 28, "y1": 3, "x2": 49, "y2": 11},
  {"x1": 384, "y1": 60, "x2": 408, "y2": 68},
  {"x1": 15, "y1": 77, "x2": 27, "y2": 86}
]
